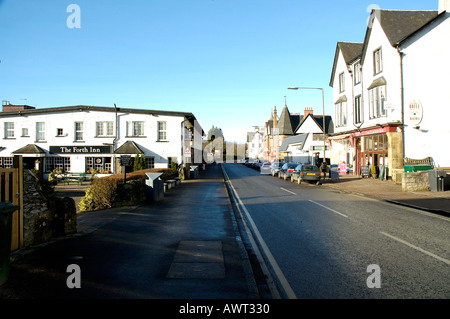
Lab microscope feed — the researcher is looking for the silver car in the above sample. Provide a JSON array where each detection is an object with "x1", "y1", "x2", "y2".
[{"x1": 270, "y1": 162, "x2": 284, "y2": 176}]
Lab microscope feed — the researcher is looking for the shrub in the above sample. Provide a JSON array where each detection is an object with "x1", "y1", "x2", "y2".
[{"x1": 79, "y1": 178, "x2": 118, "y2": 212}]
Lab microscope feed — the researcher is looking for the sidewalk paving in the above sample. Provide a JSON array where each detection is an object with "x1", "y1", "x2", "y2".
[
  {"x1": 320, "y1": 174, "x2": 450, "y2": 215},
  {"x1": 0, "y1": 164, "x2": 260, "y2": 299}
]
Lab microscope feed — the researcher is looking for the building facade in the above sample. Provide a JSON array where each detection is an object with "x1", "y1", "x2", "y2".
[
  {"x1": 329, "y1": 1, "x2": 450, "y2": 179},
  {"x1": 0, "y1": 104, "x2": 203, "y2": 176}
]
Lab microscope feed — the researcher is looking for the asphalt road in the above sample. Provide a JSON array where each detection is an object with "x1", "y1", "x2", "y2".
[{"x1": 223, "y1": 163, "x2": 450, "y2": 299}]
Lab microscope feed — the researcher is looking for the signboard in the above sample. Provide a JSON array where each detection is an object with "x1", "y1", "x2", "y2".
[
  {"x1": 50, "y1": 145, "x2": 112, "y2": 154},
  {"x1": 361, "y1": 165, "x2": 370, "y2": 177},
  {"x1": 406, "y1": 100, "x2": 423, "y2": 126},
  {"x1": 120, "y1": 156, "x2": 133, "y2": 167},
  {"x1": 184, "y1": 147, "x2": 191, "y2": 157}
]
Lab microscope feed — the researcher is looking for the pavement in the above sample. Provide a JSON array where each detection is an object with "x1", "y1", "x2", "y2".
[
  {"x1": 0, "y1": 163, "x2": 448, "y2": 301},
  {"x1": 0, "y1": 164, "x2": 262, "y2": 300},
  {"x1": 319, "y1": 173, "x2": 450, "y2": 216}
]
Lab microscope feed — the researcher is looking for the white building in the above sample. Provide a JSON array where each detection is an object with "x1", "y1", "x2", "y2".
[
  {"x1": 280, "y1": 111, "x2": 333, "y2": 165},
  {"x1": 0, "y1": 103, "x2": 203, "y2": 175},
  {"x1": 329, "y1": 0, "x2": 450, "y2": 178},
  {"x1": 246, "y1": 126, "x2": 264, "y2": 160}
]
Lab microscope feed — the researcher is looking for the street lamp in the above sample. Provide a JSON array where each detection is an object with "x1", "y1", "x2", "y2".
[{"x1": 287, "y1": 87, "x2": 327, "y2": 165}]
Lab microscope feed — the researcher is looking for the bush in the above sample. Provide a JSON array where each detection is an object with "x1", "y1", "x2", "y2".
[{"x1": 79, "y1": 178, "x2": 118, "y2": 212}]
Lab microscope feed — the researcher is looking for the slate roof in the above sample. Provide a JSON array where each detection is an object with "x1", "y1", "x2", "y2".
[
  {"x1": 294, "y1": 114, "x2": 334, "y2": 135},
  {"x1": 279, "y1": 134, "x2": 309, "y2": 152},
  {"x1": 12, "y1": 144, "x2": 46, "y2": 154},
  {"x1": 377, "y1": 10, "x2": 440, "y2": 46},
  {"x1": 277, "y1": 105, "x2": 303, "y2": 136},
  {"x1": 329, "y1": 42, "x2": 363, "y2": 87},
  {"x1": 115, "y1": 140, "x2": 144, "y2": 154},
  {"x1": 361, "y1": 9, "x2": 440, "y2": 61}
]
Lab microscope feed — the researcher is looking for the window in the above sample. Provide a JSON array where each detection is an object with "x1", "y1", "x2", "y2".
[
  {"x1": 369, "y1": 85, "x2": 387, "y2": 118},
  {"x1": 22, "y1": 128, "x2": 29, "y2": 137},
  {"x1": 127, "y1": 121, "x2": 144, "y2": 137},
  {"x1": 45, "y1": 157, "x2": 71, "y2": 173},
  {"x1": 157, "y1": 121, "x2": 167, "y2": 141},
  {"x1": 57, "y1": 128, "x2": 64, "y2": 136},
  {"x1": 339, "y1": 72, "x2": 345, "y2": 93},
  {"x1": 36, "y1": 122, "x2": 45, "y2": 141},
  {"x1": 0, "y1": 157, "x2": 14, "y2": 168},
  {"x1": 354, "y1": 62, "x2": 361, "y2": 85},
  {"x1": 354, "y1": 95, "x2": 362, "y2": 125},
  {"x1": 74, "y1": 122, "x2": 84, "y2": 141},
  {"x1": 145, "y1": 157, "x2": 155, "y2": 169},
  {"x1": 86, "y1": 157, "x2": 112, "y2": 173},
  {"x1": 335, "y1": 102, "x2": 347, "y2": 127},
  {"x1": 373, "y1": 48, "x2": 383, "y2": 74},
  {"x1": 96, "y1": 121, "x2": 114, "y2": 137},
  {"x1": 4, "y1": 122, "x2": 14, "y2": 138}
]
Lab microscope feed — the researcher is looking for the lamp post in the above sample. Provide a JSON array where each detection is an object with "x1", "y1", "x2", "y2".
[{"x1": 287, "y1": 87, "x2": 327, "y2": 165}]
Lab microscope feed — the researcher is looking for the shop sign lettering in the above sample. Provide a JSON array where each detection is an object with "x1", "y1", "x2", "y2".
[{"x1": 50, "y1": 146, "x2": 111, "y2": 154}]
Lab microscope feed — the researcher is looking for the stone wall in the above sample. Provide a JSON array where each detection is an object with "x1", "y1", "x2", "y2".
[
  {"x1": 402, "y1": 171, "x2": 430, "y2": 192},
  {"x1": 23, "y1": 170, "x2": 77, "y2": 247}
]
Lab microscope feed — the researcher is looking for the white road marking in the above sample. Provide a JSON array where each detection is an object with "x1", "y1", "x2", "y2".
[
  {"x1": 222, "y1": 167, "x2": 297, "y2": 299},
  {"x1": 380, "y1": 232, "x2": 450, "y2": 265},
  {"x1": 308, "y1": 200, "x2": 349, "y2": 218},
  {"x1": 280, "y1": 187, "x2": 296, "y2": 195}
]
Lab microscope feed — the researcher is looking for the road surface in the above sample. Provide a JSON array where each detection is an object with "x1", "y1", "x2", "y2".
[{"x1": 223, "y1": 163, "x2": 450, "y2": 299}]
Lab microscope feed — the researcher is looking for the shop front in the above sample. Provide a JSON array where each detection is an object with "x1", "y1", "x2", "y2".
[
  {"x1": 49, "y1": 145, "x2": 113, "y2": 173},
  {"x1": 353, "y1": 125, "x2": 403, "y2": 180}
]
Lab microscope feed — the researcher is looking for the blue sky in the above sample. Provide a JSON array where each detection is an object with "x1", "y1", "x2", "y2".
[{"x1": 0, "y1": 0, "x2": 437, "y2": 142}]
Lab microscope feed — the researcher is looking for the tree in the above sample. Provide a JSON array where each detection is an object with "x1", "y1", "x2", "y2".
[{"x1": 133, "y1": 154, "x2": 146, "y2": 171}]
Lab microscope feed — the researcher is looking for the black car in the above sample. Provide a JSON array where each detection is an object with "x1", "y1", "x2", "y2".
[
  {"x1": 278, "y1": 163, "x2": 299, "y2": 180},
  {"x1": 291, "y1": 164, "x2": 321, "y2": 185}
]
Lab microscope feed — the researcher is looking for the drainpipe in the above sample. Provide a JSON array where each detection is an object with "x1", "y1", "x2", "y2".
[
  {"x1": 397, "y1": 46, "x2": 406, "y2": 164},
  {"x1": 113, "y1": 103, "x2": 118, "y2": 174}
]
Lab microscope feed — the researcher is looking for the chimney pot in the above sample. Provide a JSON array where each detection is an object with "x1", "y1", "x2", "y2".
[{"x1": 304, "y1": 107, "x2": 313, "y2": 117}]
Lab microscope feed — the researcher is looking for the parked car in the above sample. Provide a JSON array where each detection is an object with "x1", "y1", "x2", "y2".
[
  {"x1": 270, "y1": 162, "x2": 284, "y2": 176},
  {"x1": 278, "y1": 163, "x2": 299, "y2": 180},
  {"x1": 260, "y1": 162, "x2": 271, "y2": 174},
  {"x1": 291, "y1": 164, "x2": 321, "y2": 185}
]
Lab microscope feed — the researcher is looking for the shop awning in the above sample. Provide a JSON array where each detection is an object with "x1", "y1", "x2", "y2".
[
  {"x1": 12, "y1": 144, "x2": 46, "y2": 157},
  {"x1": 114, "y1": 140, "x2": 144, "y2": 155}
]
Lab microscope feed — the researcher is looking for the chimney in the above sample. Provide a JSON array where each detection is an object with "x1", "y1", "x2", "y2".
[
  {"x1": 273, "y1": 106, "x2": 278, "y2": 128},
  {"x1": 304, "y1": 107, "x2": 313, "y2": 118},
  {"x1": 439, "y1": 0, "x2": 450, "y2": 13}
]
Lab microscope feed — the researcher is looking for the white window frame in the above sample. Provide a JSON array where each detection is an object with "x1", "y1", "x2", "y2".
[
  {"x1": 354, "y1": 62, "x2": 361, "y2": 85},
  {"x1": 354, "y1": 95, "x2": 362, "y2": 125},
  {"x1": 96, "y1": 121, "x2": 114, "y2": 137},
  {"x1": 369, "y1": 85, "x2": 387, "y2": 119},
  {"x1": 22, "y1": 128, "x2": 29, "y2": 137},
  {"x1": 4, "y1": 122, "x2": 14, "y2": 138},
  {"x1": 36, "y1": 122, "x2": 46, "y2": 141},
  {"x1": 157, "y1": 121, "x2": 167, "y2": 141},
  {"x1": 335, "y1": 102, "x2": 347, "y2": 127},
  {"x1": 74, "y1": 122, "x2": 84, "y2": 141},
  {"x1": 373, "y1": 48, "x2": 383, "y2": 75},
  {"x1": 339, "y1": 72, "x2": 345, "y2": 93},
  {"x1": 127, "y1": 121, "x2": 145, "y2": 137}
]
